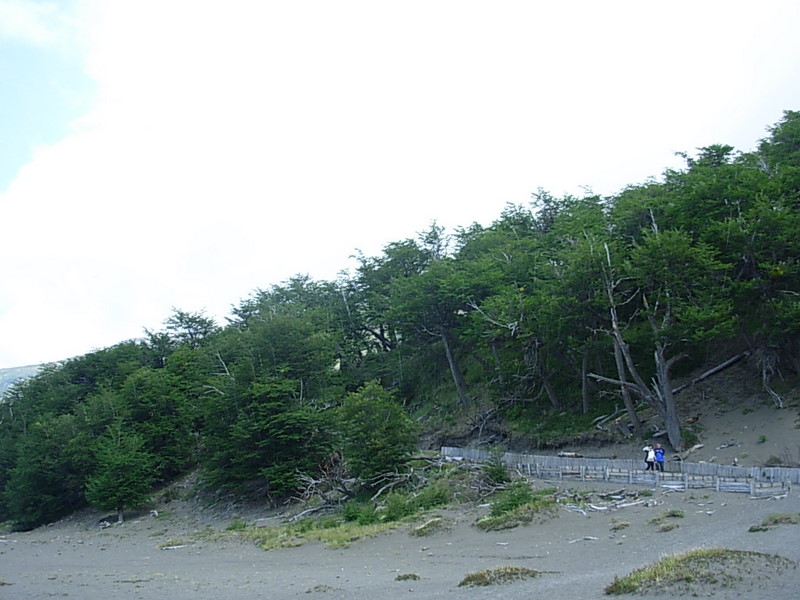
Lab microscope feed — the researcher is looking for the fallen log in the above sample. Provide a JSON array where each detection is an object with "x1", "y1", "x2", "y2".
[{"x1": 675, "y1": 443, "x2": 704, "y2": 461}]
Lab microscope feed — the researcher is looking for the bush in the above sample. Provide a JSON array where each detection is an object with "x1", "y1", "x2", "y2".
[
  {"x1": 490, "y1": 481, "x2": 534, "y2": 517},
  {"x1": 475, "y1": 482, "x2": 557, "y2": 531},
  {"x1": 338, "y1": 381, "x2": 417, "y2": 482},
  {"x1": 342, "y1": 501, "x2": 379, "y2": 525},
  {"x1": 482, "y1": 452, "x2": 510, "y2": 486}
]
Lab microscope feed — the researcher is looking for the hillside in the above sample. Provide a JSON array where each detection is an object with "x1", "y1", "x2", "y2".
[
  {"x1": 1, "y1": 363, "x2": 798, "y2": 599},
  {"x1": 0, "y1": 364, "x2": 41, "y2": 396},
  {"x1": 438, "y1": 360, "x2": 800, "y2": 469}
]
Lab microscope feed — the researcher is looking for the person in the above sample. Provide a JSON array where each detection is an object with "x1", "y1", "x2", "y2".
[
  {"x1": 643, "y1": 444, "x2": 655, "y2": 470},
  {"x1": 654, "y1": 443, "x2": 665, "y2": 472}
]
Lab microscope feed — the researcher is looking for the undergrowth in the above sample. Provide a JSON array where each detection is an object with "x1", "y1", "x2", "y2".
[{"x1": 474, "y1": 481, "x2": 557, "y2": 531}]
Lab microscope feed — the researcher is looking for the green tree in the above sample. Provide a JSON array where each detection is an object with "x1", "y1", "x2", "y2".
[
  {"x1": 118, "y1": 366, "x2": 196, "y2": 480},
  {"x1": 593, "y1": 227, "x2": 733, "y2": 449},
  {"x1": 200, "y1": 376, "x2": 332, "y2": 498},
  {"x1": 161, "y1": 308, "x2": 218, "y2": 349},
  {"x1": 3, "y1": 414, "x2": 94, "y2": 529},
  {"x1": 338, "y1": 380, "x2": 417, "y2": 482},
  {"x1": 85, "y1": 422, "x2": 155, "y2": 523}
]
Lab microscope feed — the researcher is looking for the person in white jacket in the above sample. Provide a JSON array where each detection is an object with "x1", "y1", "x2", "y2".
[{"x1": 643, "y1": 444, "x2": 656, "y2": 471}]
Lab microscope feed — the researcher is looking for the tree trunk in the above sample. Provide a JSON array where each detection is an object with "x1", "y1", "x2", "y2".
[
  {"x1": 539, "y1": 364, "x2": 562, "y2": 411},
  {"x1": 440, "y1": 327, "x2": 469, "y2": 406},
  {"x1": 654, "y1": 345, "x2": 682, "y2": 450},
  {"x1": 489, "y1": 338, "x2": 505, "y2": 385},
  {"x1": 581, "y1": 349, "x2": 591, "y2": 414},
  {"x1": 613, "y1": 337, "x2": 643, "y2": 436}
]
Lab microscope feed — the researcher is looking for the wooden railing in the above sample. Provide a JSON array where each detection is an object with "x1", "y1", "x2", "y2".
[{"x1": 440, "y1": 446, "x2": 797, "y2": 495}]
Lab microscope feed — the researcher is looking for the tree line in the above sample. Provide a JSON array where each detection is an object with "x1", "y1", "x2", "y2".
[{"x1": 1, "y1": 111, "x2": 798, "y2": 530}]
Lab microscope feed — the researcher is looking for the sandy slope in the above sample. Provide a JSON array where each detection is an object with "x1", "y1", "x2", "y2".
[{"x1": 552, "y1": 363, "x2": 800, "y2": 469}]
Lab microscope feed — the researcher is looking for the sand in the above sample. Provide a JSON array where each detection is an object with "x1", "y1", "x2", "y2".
[{"x1": 2, "y1": 476, "x2": 798, "y2": 599}]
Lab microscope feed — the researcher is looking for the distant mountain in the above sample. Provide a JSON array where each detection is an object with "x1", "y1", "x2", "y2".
[{"x1": 0, "y1": 364, "x2": 42, "y2": 396}]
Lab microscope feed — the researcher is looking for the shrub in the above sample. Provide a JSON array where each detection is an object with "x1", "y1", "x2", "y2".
[
  {"x1": 475, "y1": 483, "x2": 556, "y2": 531},
  {"x1": 482, "y1": 452, "x2": 510, "y2": 486},
  {"x1": 342, "y1": 501, "x2": 379, "y2": 525},
  {"x1": 490, "y1": 481, "x2": 534, "y2": 516},
  {"x1": 338, "y1": 381, "x2": 417, "y2": 482},
  {"x1": 458, "y1": 565, "x2": 544, "y2": 587}
]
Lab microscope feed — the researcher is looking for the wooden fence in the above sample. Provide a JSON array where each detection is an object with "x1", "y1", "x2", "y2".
[{"x1": 440, "y1": 446, "x2": 797, "y2": 495}]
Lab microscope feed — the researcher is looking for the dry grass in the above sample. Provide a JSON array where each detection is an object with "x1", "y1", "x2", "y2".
[
  {"x1": 749, "y1": 512, "x2": 800, "y2": 532},
  {"x1": 458, "y1": 565, "x2": 548, "y2": 587},
  {"x1": 604, "y1": 548, "x2": 796, "y2": 595}
]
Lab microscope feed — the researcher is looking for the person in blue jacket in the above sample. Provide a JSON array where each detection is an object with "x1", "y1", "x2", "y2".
[{"x1": 654, "y1": 443, "x2": 666, "y2": 472}]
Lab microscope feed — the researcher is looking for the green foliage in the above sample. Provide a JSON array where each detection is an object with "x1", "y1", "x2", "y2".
[
  {"x1": 201, "y1": 377, "x2": 333, "y2": 498},
  {"x1": 340, "y1": 481, "x2": 451, "y2": 526},
  {"x1": 758, "y1": 512, "x2": 800, "y2": 528},
  {"x1": 489, "y1": 480, "x2": 535, "y2": 516},
  {"x1": 341, "y1": 500, "x2": 379, "y2": 525},
  {"x1": 337, "y1": 381, "x2": 417, "y2": 482},
  {"x1": 475, "y1": 481, "x2": 557, "y2": 531},
  {"x1": 3, "y1": 414, "x2": 95, "y2": 530},
  {"x1": 84, "y1": 422, "x2": 156, "y2": 517},
  {"x1": 481, "y1": 452, "x2": 511, "y2": 486},
  {"x1": 119, "y1": 367, "x2": 196, "y2": 481}
]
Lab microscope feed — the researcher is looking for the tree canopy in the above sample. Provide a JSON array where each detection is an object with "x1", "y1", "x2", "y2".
[{"x1": 2, "y1": 111, "x2": 799, "y2": 530}]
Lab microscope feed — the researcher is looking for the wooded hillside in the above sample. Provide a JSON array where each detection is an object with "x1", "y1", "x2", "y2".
[{"x1": 1, "y1": 111, "x2": 798, "y2": 530}]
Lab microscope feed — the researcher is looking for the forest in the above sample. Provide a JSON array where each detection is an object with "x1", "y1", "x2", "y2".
[{"x1": 1, "y1": 111, "x2": 798, "y2": 531}]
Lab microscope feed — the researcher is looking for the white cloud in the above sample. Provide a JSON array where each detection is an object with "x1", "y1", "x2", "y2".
[
  {"x1": 0, "y1": 0, "x2": 86, "y2": 49},
  {"x1": 0, "y1": 0, "x2": 58, "y2": 45},
  {"x1": 1, "y1": 0, "x2": 799, "y2": 367}
]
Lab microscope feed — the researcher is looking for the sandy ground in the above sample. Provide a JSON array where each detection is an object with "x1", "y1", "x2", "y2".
[
  {"x1": 1, "y1": 375, "x2": 798, "y2": 599},
  {"x1": 2, "y1": 477, "x2": 799, "y2": 600},
  {"x1": 558, "y1": 365, "x2": 800, "y2": 469}
]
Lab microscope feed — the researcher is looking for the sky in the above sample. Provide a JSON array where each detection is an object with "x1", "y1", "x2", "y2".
[{"x1": 1, "y1": 0, "x2": 799, "y2": 369}]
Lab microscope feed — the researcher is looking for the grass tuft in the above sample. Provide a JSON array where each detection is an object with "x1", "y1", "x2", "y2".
[
  {"x1": 474, "y1": 482, "x2": 557, "y2": 531},
  {"x1": 761, "y1": 512, "x2": 800, "y2": 526},
  {"x1": 750, "y1": 512, "x2": 800, "y2": 532},
  {"x1": 604, "y1": 548, "x2": 796, "y2": 595},
  {"x1": 458, "y1": 565, "x2": 545, "y2": 587},
  {"x1": 410, "y1": 516, "x2": 451, "y2": 537}
]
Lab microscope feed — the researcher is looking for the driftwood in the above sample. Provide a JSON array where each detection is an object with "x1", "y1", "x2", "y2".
[
  {"x1": 615, "y1": 499, "x2": 646, "y2": 509},
  {"x1": 562, "y1": 505, "x2": 587, "y2": 516},
  {"x1": 675, "y1": 443, "x2": 704, "y2": 461},
  {"x1": 287, "y1": 505, "x2": 332, "y2": 522}
]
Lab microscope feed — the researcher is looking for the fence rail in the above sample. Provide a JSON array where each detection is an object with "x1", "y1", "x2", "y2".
[{"x1": 440, "y1": 446, "x2": 798, "y2": 495}]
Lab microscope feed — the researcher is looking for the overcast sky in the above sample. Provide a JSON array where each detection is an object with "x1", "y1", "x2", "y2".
[{"x1": 1, "y1": 1, "x2": 799, "y2": 369}]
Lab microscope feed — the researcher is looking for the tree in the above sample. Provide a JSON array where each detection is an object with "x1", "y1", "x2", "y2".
[
  {"x1": 592, "y1": 227, "x2": 733, "y2": 449},
  {"x1": 2, "y1": 413, "x2": 95, "y2": 530},
  {"x1": 161, "y1": 308, "x2": 218, "y2": 349},
  {"x1": 118, "y1": 367, "x2": 196, "y2": 480},
  {"x1": 85, "y1": 422, "x2": 155, "y2": 523},
  {"x1": 338, "y1": 381, "x2": 417, "y2": 482},
  {"x1": 200, "y1": 376, "x2": 333, "y2": 498}
]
